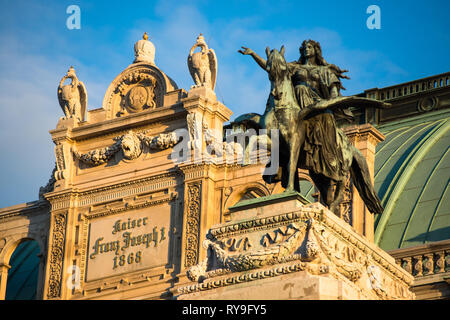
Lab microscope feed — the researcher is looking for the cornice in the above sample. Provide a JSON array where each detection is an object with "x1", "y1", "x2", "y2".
[
  {"x1": 0, "y1": 200, "x2": 50, "y2": 221},
  {"x1": 50, "y1": 104, "x2": 187, "y2": 143},
  {"x1": 43, "y1": 170, "x2": 183, "y2": 210},
  {"x1": 86, "y1": 192, "x2": 177, "y2": 220}
]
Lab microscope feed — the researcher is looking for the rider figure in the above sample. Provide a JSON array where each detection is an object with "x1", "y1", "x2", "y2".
[{"x1": 239, "y1": 40, "x2": 350, "y2": 182}]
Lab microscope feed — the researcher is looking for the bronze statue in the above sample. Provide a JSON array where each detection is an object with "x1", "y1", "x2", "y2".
[{"x1": 235, "y1": 40, "x2": 388, "y2": 215}]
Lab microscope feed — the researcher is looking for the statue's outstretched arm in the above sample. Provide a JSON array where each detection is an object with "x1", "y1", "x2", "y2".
[{"x1": 238, "y1": 46, "x2": 267, "y2": 71}]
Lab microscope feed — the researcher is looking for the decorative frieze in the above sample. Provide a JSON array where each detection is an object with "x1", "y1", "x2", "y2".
[
  {"x1": 50, "y1": 171, "x2": 181, "y2": 209},
  {"x1": 86, "y1": 191, "x2": 177, "y2": 220}
]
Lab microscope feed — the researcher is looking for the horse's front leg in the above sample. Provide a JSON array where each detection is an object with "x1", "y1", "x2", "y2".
[
  {"x1": 285, "y1": 121, "x2": 305, "y2": 192},
  {"x1": 285, "y1": 133, "x2": 301, "y2": 192}
]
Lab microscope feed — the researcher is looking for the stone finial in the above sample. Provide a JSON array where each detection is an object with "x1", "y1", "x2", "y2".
[
  {"x1": 134, "y1": 32, "x2": 155, "y2": 64},
  {"x1": 187, "y1": 33, "x2": 217, "y2": 90}
]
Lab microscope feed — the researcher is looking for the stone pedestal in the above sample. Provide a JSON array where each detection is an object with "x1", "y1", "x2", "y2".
[{"x1": 176, "y1": 195, "x2": 415, "y2": 300}]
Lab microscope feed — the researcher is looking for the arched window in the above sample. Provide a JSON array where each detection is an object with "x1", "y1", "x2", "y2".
[
  {"x1": 5, "y1": 240, "x2": 40, "y2": 300},
  {"x1": 239, "y1": 187, "x2": 267, "y2": 201}
]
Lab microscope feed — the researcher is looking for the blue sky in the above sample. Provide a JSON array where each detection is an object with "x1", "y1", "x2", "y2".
[{"x1": 0, "y1": 0, "x2": 449, "y2": 208}]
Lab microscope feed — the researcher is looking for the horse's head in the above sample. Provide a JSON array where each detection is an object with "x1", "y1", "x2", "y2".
[
  {"x1": 265, "y1": 46, "x2": 290, "y2": 100},
  {"x1": 265, "y1": 45, "x2": 288, "y2": 82}
]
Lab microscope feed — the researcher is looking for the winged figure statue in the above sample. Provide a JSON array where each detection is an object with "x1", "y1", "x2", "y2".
[
  {"x1": 187, "y1": 34, "x2": 217, "y2": 90},
  {"x1": 57, "y1": 66, "x2": 87, "y2": 122}
]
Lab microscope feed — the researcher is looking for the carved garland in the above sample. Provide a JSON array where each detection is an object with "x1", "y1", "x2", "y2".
[
  {"x1": 73, "y1": 130, "x2": 180, "y2": 166},
  {"x1": 47, "y1": 212, "x2": 67, "y2": 299},
  {"x1": 184, "y1": 182, "x2": 202, "y2": 268}
]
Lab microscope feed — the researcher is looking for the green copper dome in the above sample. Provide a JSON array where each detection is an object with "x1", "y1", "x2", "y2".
[{"x1": 374, "y1": 109, "x2": 450, "y2": 251}]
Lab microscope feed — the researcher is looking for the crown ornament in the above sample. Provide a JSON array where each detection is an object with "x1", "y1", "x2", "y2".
[{"x1": 134, "y1": 32, "x2": 155, "y2": 64}]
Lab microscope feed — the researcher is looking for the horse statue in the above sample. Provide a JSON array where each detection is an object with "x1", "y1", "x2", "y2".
[{"x1": 230, "y1": 46, "x2": 387, "y2": 215}]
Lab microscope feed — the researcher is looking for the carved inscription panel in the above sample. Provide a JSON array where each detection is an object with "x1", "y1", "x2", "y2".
[{"x1": 86, "y1": 205, "x2": 171, "y2": 281}]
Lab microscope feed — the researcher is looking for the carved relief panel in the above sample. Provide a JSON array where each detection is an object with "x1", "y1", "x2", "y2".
[
  {"x1": 116, "y1": 71, "x2": 158, "y2": 116},
  {"x1": 102, "y1": 64, "x2": 177, "y2": 119}
]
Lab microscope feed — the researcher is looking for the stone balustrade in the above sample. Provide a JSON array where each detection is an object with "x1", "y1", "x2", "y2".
[
  {"x1": 388, "y1": 239, "x2": 450, "y2": 278},
  {"x1": 364, "y1": 72, "x2": 450, "y2": 101}
]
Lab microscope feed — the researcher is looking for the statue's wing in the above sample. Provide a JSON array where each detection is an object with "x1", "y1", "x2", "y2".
[
  {"x1": 324, "y1": 96, "x2": 390, "y2": 110},
  {"x1": 187, "y1": 54, "x2": 196, "y2": 85},
  {"x1": 299, "y1": 96, "x2": 390, "y2": 119},
  {"x1": 78, "y1": 81, "x2": 88, "y2": 121},
  {"x1": 208, "y1": 48, "x2": 217, "y2": 90},
  {"x1": 57, "y1": 81, "x2": 65, "y2": 114}
]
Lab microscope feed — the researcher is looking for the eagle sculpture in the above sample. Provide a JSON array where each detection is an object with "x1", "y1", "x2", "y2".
[
  {"x1": 57, "y1": 66, "x2": 87, "y2": 122},
  {"x1": 187, "y1": 34, "x2": 217, "y2": 90}
]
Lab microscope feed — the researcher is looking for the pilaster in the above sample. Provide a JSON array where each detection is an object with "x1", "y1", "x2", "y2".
[
  {"x1": 179, "y1": 163, "x2": 221, "y2": 272},
  {"x1": 49, "y1": 120, "x2": 77, "y2": 192},
  {"x1": 0, "y1": 263, "x2": 11, "y2": 300},
  {"x1": 343, "y1": 123, "x2": 385, "y2": 242}
]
